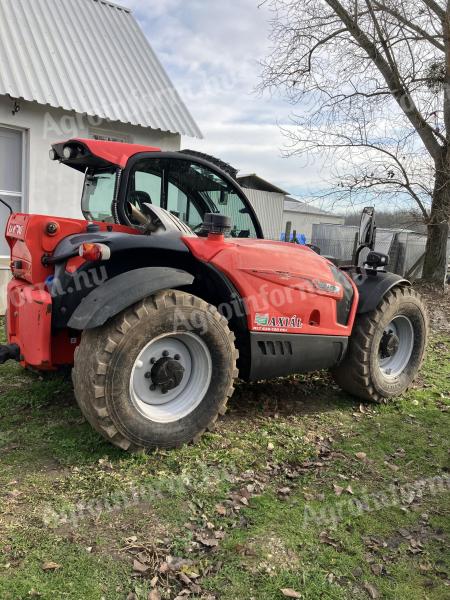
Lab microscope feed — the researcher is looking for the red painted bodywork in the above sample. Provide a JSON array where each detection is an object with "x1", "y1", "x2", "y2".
[
  {"x1": 5, "y1": 213, "x2": 137, "y2": 369},
  {"x1": 183, "y1": 235, "x2": 358, "y2": 337},
  {"x1": 60, "y1": 138, "x2": 161, "y2": 168},
  {"x1": 3, "y1": 139, "x2": 359, "y2": 372}
]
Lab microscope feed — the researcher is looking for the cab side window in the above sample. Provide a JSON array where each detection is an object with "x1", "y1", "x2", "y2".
[
  {"x1": 166, "y1": 159, "x2": 258, "y2": 238},
  {"x1": 134, "y1": 167, "x2": 162, "y2": 207},
  {"x1": 167, "y1": 183, "x2": 203, "y2": 231},
  {"x1": 128, "y1": 157, "x2": 259, "y2": 238}
]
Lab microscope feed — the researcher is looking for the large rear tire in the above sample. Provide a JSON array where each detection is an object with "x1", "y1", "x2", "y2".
[
  {"x1": 72, "y1": 290, "x2": 238, "y2": 451},
  {"x1": 332, "y1": 286, "x2": 428, "y2": 403}
]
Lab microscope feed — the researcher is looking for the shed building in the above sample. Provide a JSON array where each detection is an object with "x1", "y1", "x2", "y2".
[
  {"x1": 237, "y1": 173, "x2": 287, "y2": 240},
  {"x1": 283, "y1": 197, "x2": 345, "y2": 242}
]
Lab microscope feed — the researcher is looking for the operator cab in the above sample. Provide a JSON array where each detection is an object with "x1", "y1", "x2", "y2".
[{"x1": 51, "y1": 139, "x2": 263, "y2": 239}]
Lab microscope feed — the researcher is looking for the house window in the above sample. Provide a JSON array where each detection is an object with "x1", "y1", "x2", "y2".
[{"x1": 0, "y1": 126, "x2": 24, "y2": 256}]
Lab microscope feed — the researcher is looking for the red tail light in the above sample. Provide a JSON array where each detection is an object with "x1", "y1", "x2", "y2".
[{"x1": 79, "y1": 243, "x2": 111, "y2": 262}]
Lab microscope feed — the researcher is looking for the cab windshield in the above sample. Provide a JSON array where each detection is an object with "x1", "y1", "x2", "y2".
[{"x1": 81, "y1": 168, "x2": 117, "y2": 222}]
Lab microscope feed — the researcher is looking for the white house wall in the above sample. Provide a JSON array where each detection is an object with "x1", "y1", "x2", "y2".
[
  {"x1": 0, "y1": 96, "x2": 181, "y2": 314},
  {"x1": 0, "y1": 97, "x2": 181, "y2": 220},
  {"x1": 242, "y1": 188, "x2": 285, "y2": 240},
  {"x1": 283, "y1": 211, "x2": 345, "y2": 242}
]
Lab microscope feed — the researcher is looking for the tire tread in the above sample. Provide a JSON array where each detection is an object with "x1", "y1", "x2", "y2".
[{"x1": 73, "y1": 290, "x2": 238, "y2": 451}]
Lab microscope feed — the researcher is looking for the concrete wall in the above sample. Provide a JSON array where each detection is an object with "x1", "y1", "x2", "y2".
[
  {"x1": 241, "y1": 188, "x2": 285, "y2": 240},
  {"x1": 283, "y1": 211, "x2": 345, "y2": 243},
  {"x1": 0, "y1": 96, "x2": 181, "y2": 314}
]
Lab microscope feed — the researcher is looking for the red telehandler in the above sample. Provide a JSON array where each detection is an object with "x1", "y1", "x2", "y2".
[{"x1": 0, "y1": 139, "x2": 428, "y2": 451}]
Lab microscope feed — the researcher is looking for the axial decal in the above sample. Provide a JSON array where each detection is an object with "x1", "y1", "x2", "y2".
[
  {"x1": 253, "y1": 314, "x2": 303, "y2": 333},
  {"x1": 269, "y1": 315, "x2": 303, "y2": 329}
]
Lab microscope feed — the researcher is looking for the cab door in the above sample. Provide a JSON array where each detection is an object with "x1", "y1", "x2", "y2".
[{"x1": 121, "y1": 153, "x2": 264, "y2": 238}]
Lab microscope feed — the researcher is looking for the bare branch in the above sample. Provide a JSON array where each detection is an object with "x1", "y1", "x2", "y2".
[
  {"x1": 324, "y1": 0, "x2": 443, "y2": 160},
  {"x1": 420, "y1": 0, "x2": 446, "y2": 18},
  {"x1": 373, "y1": 1, "x2": 445, "y2": 50}
]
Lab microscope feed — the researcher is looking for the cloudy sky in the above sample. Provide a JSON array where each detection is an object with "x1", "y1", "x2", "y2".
[{"x1": 120, "y1": 0, "x2": 327, "y2": 198}]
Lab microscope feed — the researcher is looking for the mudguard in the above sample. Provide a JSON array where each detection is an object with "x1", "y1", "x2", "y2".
[
  {"x1": 68, "y1": 267, "x2": 194, "y2": 330},
  {"x1": 351, "y1": 271, "x2": 410, "y2": 314}
]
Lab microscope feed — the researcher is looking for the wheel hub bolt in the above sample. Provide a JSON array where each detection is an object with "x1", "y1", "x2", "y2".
[
  {"x1": 150, "y1": 358, "x2": 156, "y2": 364},
  {"x1": 174, "y1": 354, "x2": 181, "y2": 361},
  {"x1": 144, "y1": 372, "x2": 151, "y2": 379},
  {"x1": 162, "y1": 350, "x2": 170, "y2": 357},
  {"x1": 150, "y1": 384, "x2": 157, "y2": 391},
  {"x1": 161, "y1": 388, "x2": 168, "y2": 394}
]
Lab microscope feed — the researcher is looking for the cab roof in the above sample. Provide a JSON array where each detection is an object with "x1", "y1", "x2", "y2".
[{"x1": 51, "y1": 138, "x2": 161, "y2": 172}]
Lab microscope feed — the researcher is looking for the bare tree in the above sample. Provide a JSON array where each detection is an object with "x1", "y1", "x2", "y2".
[{"x1": 260, "y1": 0, "x2": 450, "y2": 282}]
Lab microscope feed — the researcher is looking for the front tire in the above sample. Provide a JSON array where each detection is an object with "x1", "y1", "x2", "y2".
[
  {"x1": 332, "y1": 286, "x2": 428, "y2": 403},
  {"x1": 73, "y1": 290, "x2": 238, "y2": 451}
]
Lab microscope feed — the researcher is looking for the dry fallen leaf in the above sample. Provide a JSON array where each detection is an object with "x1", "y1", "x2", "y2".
[
  {"x1": 133, "y1": 559, "x2": 150, "y2": 574},
  {"x1": 370, "y1": 564, "x2": 383, "y2": 576},
  {"x1": 159, "y1": 561, "x2": 169, "y2": 574},
  {"x1": 363, "y1": 582, "x2": 380, "y2": 599},
  {"x1": 267, "y1": 442, "x2": 275, "y2": 451},
  {"x1": 190, "y1": 583, "x2": 202, "y2": 594},
  {"x1": 178, "y1": 572, "x2": 192, "y2": 585},
  {"x1": 148, "y1": 589, "x2": 161, "y2": 600},
  {"x1": 42, "y1": 561, "x2": 61, "y2": 572},
  {"x1": 333, "y1": 484, "x2": 344, "y2": 497},
  {"x1": 319, "y1": 531, "x2": 339, "y2": 549},
  {"x1": 280, "y1": 588, "x2": 302, "y2": 598},
  {"x1": 196, "y1": 536, "x2": 219, "y2": 548},
  {"x1": 384, "y1": 461, "x2": 400, "y2": 472},
  {"x1": 215, "y1": 504, "x2": 227, "y2": 516},
  {"x1": 355, "y1": 452, "x2": 367, "y2": 461}
]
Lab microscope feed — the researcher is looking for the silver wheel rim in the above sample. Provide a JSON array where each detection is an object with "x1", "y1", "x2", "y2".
[
  {"x1": 130, "y1": 332, "x2": 212, "y2": 423},
  {"x1": 378, "y1": 315, "x2": 414, "y2": 379}
]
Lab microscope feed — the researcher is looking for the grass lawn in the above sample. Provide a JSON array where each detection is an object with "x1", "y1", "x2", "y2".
[{"x1": 0, "y1": 300, "x2": 449, "y2": 599}]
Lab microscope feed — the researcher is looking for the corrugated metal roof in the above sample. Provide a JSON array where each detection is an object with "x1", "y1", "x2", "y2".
[
  {"x1": 0, "y1": 0, "x2": 202, "y2": 138},
  {"x1": 284, "y1": 197, "x2": 342, "y2": 217},
  {"x1": 237, "y1": 173, "x2": 288, "y2": 195}
]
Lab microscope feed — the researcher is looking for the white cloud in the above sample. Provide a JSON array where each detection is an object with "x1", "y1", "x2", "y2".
[{"x1": 120, "y1": 0, "x2": 328, "y2": 197}]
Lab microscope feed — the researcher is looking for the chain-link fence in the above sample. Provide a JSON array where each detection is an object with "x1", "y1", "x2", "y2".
[{"x1": 311, "y1": 223, "x2": 450, "y2": 278}]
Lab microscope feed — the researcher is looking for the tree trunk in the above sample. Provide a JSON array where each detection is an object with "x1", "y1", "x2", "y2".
[
  {"x1": 422, "y1": 222, "x2": 449, "y2": 283},
  {"x1": 422, "y1": 154, "x2": 450, "y2": 283}
]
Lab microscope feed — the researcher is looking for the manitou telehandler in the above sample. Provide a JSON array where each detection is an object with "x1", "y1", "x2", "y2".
[{"x1": 0, "y1": 139, "x2": 428, "y2": 451}]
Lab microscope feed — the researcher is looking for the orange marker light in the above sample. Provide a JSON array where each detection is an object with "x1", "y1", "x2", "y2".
[{"x1": 79, "y1": 243, "x2": 111, "y2": 262}]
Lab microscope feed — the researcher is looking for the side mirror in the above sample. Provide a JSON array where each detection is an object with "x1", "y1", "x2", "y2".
[
  {"x1": 306, "y1": 243, "x2": 321, "y2": 255},
  {"x1": 359, "y1": 207, "x2": 376, "y2": 249}
]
